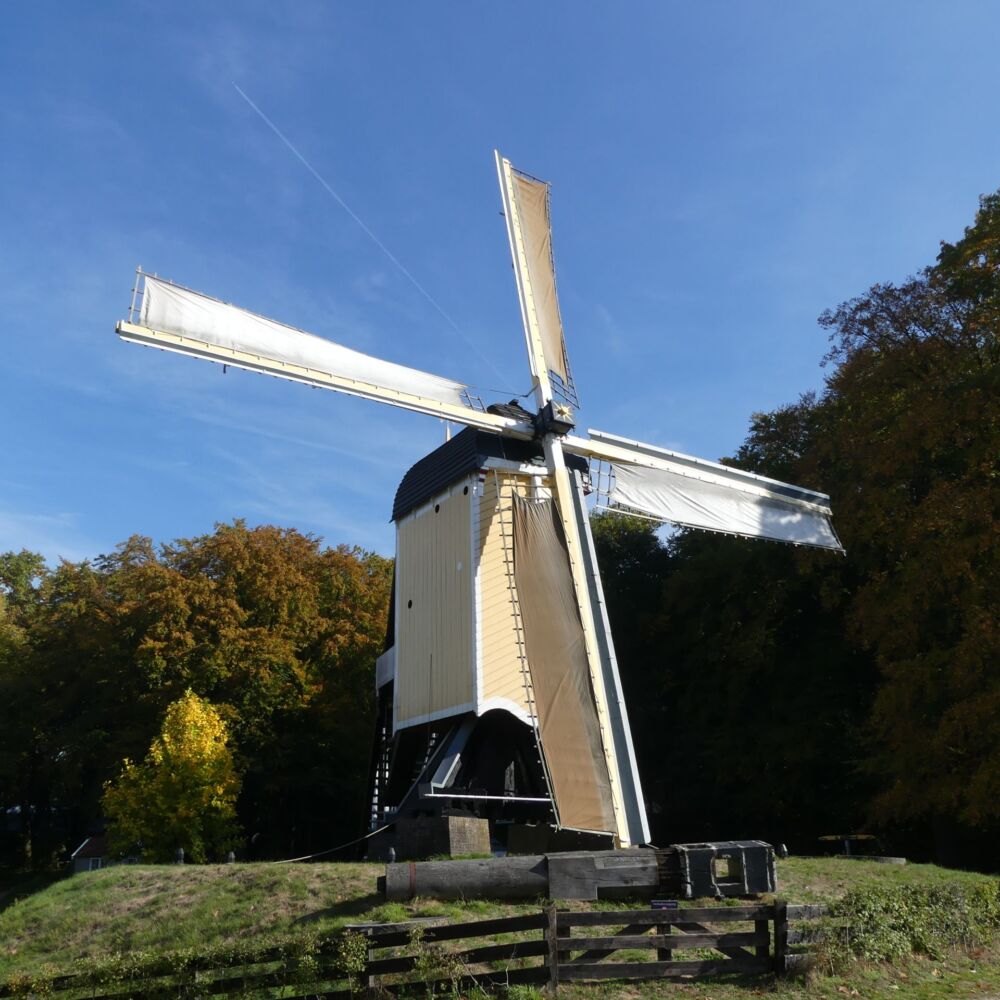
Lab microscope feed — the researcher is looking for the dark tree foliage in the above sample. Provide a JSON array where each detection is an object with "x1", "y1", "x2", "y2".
[
  {"x1": 590, "y1": 512, "x2": 673, "y2": 824},
  {"x1": 0, "y1": 522, "x2": 391, "y2": 867},
  {"x1": 593, "y1": 406, "x2": 876, "y2": 854},
  {"x1": 813, "y1": 193, "x2": 1000, "y2": 864},
  {"x1": 593, "y1": 189, "x2": 1000, "y2": 866}
]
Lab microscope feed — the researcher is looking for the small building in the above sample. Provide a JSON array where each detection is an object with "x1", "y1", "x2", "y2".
[{"x1": 70, "y1": 832, "x2": 108, "y2": 872}]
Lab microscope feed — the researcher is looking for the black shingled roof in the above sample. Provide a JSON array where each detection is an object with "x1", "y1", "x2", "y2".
[{"x1": 391, "y1": 426, "x2": 588, "y2": 522}]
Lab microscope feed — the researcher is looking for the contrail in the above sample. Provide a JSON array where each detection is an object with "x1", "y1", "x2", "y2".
[{"x1": 232, "y1": 83, "x2": 511, "y2": 389}]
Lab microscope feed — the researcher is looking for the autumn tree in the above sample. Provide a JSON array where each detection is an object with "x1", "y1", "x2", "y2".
[
  {"x1": 599, "y1": 188, "x2": 1000, "y2": 862},
  {"x1": 158, "y1": 522, "x2": 393, "y2": 855},
  {"x1": 103, "y1": 690, "x2": 241, "y2": 862},
  {"x1": 1, "y1": 540, "x2": 202, "y2": 865},
  {"x1": 0, "y1": 521, "x2": 391, "y2": 867}
]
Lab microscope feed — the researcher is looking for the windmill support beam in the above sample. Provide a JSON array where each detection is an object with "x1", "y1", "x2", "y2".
[
  {"x1": 563, "y1": 433, "x2": 833, "y2": 514},
  {"x1": 542, "y1": 435, "x2": 632, "y2": 846},
  {"x1": 568, "y1": 468, "x2": 651, "y2": 847}
]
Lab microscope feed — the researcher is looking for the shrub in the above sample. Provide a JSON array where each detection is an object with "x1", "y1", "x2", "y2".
[{"x1": 827, "y1": 881, "x2": 1000, "y2": 964}]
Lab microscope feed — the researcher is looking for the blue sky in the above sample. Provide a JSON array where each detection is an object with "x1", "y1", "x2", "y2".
[{"x1": 2, "y1": 2, "x2": 999, "y2": 563}]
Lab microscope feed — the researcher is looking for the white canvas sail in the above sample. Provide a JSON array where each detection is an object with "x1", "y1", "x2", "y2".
[
  {"x1": 610, "y1": 460, "x2": 842, "y2": 550},
  {"x1": 139, "y1": 276, "x2": 469, "y2": 407},
  {"x1": 497, "y1": 157, "x2": 570, "y2": 385}
]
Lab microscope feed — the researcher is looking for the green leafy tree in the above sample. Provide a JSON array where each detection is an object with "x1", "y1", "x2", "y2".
[
  {"x1": 103, "y1": 690, "x2": 241, "y2": 862},
  {"x1": 0, "y1": 521, "x2": 391, "y2": 867},
  {"x1": 0, "y1": 551, "x2": 49, "y2": 865},
  {"x1": 813, "y1": 192, "x2": 1000, "y2": 851}
]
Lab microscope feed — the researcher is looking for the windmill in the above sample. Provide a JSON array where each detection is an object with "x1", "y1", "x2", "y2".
[{"x1": 116, "y1": 152, "x2": 842, "y2": 852}]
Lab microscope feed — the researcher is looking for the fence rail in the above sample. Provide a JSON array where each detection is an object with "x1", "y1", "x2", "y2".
[{"x1": 1, "y1": 900, "x2": 827, "y2": 998}]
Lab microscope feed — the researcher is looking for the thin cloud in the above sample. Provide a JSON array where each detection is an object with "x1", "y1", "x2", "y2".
[{"x1": 0, "y1": 508, "x2": 101, "y2": 566}]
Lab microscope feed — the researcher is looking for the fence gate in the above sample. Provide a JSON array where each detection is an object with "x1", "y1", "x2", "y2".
[{"x1": 0, "y1": 901, "x2": 826, "y2": 999}]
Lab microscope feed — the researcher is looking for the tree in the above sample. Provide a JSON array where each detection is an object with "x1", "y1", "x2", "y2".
[
  {"x1": 591, "y1": 400, "x2": 876, "y2": 851},
  {"x1": 593, "y1": 189, "x2": 1000, "y2": 863},
  {"x1": 0, "y1": 521, "x2": 392, "y2": 867},
  {"x1": 103, "y1": 690, "x2": 241, "y2": 863},
  {"x1": 0, "y1": 550, "x2": 49, "y2": 865},
  {"x1": 160, "y1": 521, "x2": 393, "y2": 855},
  {"x1": 813, "y1": 192, "x2": 1000, "y2": 856}
]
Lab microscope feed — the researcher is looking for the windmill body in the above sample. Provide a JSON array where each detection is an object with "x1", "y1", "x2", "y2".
[
  {"x1": 116, "y1": 153, "x2": 842, "y2": 851},
  {"x1": 371, "y1": 418, "x2": 648, "y2": 846}
]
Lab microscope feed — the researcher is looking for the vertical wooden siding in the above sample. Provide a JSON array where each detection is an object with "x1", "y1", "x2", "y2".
[{"x1": 394, "y1": 482, "x2": 474, "y2": 727}]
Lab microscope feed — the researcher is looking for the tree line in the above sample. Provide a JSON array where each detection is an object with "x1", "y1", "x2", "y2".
[
  {"x1": 1, "y1": 190, "x2": 997, "y2": 869},
  {"x1": 0, "y1": 525, "x2": 392, "y2": 866},
  {"x1": 596, "y1": 190, "x2": 1000, "y2": 867}
]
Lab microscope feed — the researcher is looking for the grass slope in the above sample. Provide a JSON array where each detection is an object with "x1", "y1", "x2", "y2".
[
  {"x1": 1, "y1": 863, "x2": 384, "y2": 978},
  {"x1": 2, "y1": 857, "x2": 999, "y2": 997}
]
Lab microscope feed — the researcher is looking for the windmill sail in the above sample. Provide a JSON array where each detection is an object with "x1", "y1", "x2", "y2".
[
  {"x1": 498, "y1": 153, "x2": 635, "y2": 843},
  {"x1": 496, "y1": 155, "x2": 570, "y2": 386},
  {"x1": 135, "y1": 275, "x2": 469, "y2": 406},
  {"x1": 566, "y1": 430, "x2": 843, "y2": 551},
  {"x1": 610, "y1": 461, "x2": 841, "y2": 549},
  {"x1": 512, "y1": 494, "x2": 616, "y2": 833}
]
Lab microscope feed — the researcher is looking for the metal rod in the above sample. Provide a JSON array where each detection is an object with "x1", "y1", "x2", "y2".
[
  {"x1": 129, "y1": 266, "x2": 141, "y2": 324},
  {"x1": 422, "y1": 793, "x2": 552, "y2": 803}
]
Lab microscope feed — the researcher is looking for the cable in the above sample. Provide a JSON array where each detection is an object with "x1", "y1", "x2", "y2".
[
  {"x1": 271, "y1": 822, "x2": 393, "y2": 864},
  {"x1": 232, "y1": 84, "x2": 513, "y2": 392}
]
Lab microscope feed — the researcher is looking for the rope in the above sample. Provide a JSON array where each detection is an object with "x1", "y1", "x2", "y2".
[{"x1": 271, "y1": 822, "x2": 393, "y2": 864}]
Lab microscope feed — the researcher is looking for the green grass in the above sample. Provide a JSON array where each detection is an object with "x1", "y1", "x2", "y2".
[
  {"x1": 2, "y1": 856, "x2": 1000, "y2": 998},
  {"x1": 774, "y1": 855, "x2": 997, "y2": 903},
  {"x1": 0, "y1": 868, "x2": 63, "y2": 911},
  {"x1": 0, "y1": 862, "x2": 381, "y2": 979},
  {"x1": 554, "y1": 945, "x2": 1000, "y2": 1000},
  {"x1": 0, "y1": 861, "x2": 551, "y2": 981}
]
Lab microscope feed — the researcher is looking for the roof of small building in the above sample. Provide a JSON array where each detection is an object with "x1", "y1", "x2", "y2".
[{"x1": 71, "y1": 832, "x2": 108, "y2": 860}]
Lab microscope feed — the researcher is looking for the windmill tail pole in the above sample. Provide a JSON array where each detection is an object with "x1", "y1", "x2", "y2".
[
  {"x1": 380, "y1": 843, "x2": 778, "y2": 901},
  {"x1": 380, "y1": 850, "x2": 663, "y2": 901},
  {"x1": 382, "y1": 855, "x2": 550, "y2": 901}
]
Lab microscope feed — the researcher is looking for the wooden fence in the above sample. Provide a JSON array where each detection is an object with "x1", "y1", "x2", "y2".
[
  {"x1": 547, "y1": 901, "x2": 826, "y2": 988},
  {"x1": 1, "y1": 901, "x2": 827, "y2": 998}
]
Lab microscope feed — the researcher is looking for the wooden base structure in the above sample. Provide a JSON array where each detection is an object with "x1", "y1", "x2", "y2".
[{"x1": 380, "y1": 842, "x2": 777, "y2": 901}]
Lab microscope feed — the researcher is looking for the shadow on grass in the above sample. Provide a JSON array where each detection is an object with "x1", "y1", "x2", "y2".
[
  {"x1": 292, "y1": 892, "x2": 385, "y2": 925},
  {"x1": 0, "y1": 869, "x2": 66, "y2": 913}
]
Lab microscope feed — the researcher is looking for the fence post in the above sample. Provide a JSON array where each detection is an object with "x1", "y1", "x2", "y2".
[
  {"x1": 656, "y1": 921, "x2": 672, "y2": 962},
  {"x1": 754, "y1": 914, "x2": 769, "y2": 963},
  {"x1": 546, "y1": 904, "x2": 559, "y2": 993},
  {"x1": 773, "y1": 899, "x2": 788, "y2": 975},
  {"x1": 365, "y1": 926, "x2": 376, "y2": 991}
]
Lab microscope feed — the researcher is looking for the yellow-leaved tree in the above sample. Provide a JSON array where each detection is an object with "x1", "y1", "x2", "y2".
[{"x1": 103, "y1": 690, "x2": 242, "y2": 862}]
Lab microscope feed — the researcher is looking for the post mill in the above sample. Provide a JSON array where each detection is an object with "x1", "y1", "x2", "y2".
[{"x1": 115, "y1": 152, "x2": 841, "y2": 859}]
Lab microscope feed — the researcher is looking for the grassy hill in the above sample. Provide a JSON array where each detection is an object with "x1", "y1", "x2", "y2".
[{"x1": 2, "y1": 857, "x2": 1000, "y2": 998}]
